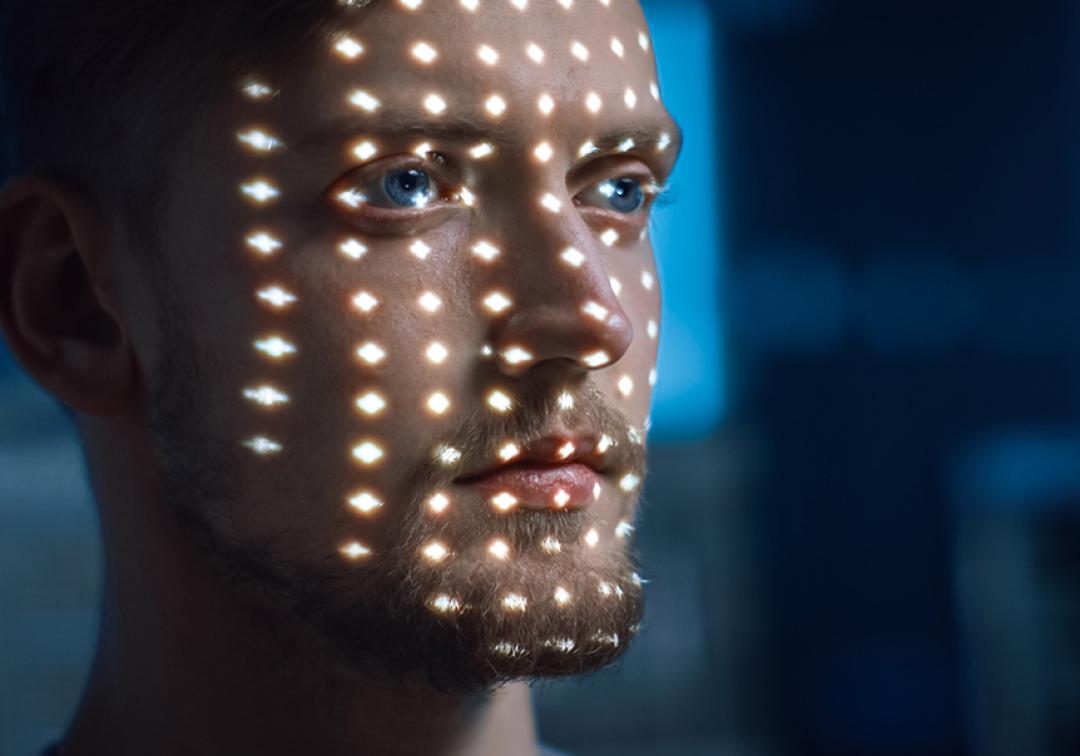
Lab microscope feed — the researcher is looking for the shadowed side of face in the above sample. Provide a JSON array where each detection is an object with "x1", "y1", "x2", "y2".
[{"x1": 135, "y1": 0, "x2": 681, "y2": 690}]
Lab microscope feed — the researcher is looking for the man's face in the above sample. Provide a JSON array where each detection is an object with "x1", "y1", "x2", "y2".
[{"x1": 135, "y1": 0, "x2": 679, "y2": 689}]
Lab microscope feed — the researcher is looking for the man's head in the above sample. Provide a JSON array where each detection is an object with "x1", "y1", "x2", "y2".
[{"x1": 0, "y1": 0, "x2": 681, "y2": 693}]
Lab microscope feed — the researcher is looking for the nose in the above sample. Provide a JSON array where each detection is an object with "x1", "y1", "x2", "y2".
[{"x1": 483, "y1": 203, "x2": 634, "y2": 378}]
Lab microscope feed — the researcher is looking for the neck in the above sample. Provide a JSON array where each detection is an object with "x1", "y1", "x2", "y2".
[{"x1": 62, "y1": 421, "x2": 540, "y2": 756}]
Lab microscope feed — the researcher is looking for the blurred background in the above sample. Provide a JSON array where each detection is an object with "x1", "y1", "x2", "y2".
[{"x1": 2, "y1": 0, "x2": 1079, "y2": 754}]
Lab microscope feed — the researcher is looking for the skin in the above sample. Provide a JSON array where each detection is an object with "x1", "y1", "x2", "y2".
[{"x1": 0, "y1": 1, "x2": 682, "y2": 754}]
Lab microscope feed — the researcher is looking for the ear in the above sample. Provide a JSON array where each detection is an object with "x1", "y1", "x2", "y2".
[{"x1": 0, "y1": 176, "x2": 137, "y2": 416}]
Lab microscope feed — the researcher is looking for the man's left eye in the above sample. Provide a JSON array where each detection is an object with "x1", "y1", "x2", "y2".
[
  {"x1": 580, "y1": 177, "x2": 647, "y2": 214},
  {"x1": 375, "y1": 168, "x2": 440, "y2": 209}
]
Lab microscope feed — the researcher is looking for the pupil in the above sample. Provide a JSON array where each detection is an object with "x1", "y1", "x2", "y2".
[
  {"x1": 385, "y1": 169, "x2": 431, "y2": 207},
  {"x1": 608, "y1": 178, "x2": 643, "y2": 213}
]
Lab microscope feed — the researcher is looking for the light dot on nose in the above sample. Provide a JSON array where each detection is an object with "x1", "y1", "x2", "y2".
[
  {"x1": 355, "y1": 391, "x2": 387, "y2": 416},
  {"x1": 650, "y1": 81, "x2": 661, "y2": 100},
  {"x1": 526, "y1": 42, "x2": 545, "y2": 63},
  {"x1": 585, "y1": 92, "x2": 603, "y2": 114},
  {"x1": 533, "y1": 141, "x2": 554, "y2": 163},
  {"x1": 470, "y1": 142, "x2": 495, "y2": 159},
  {"x1": 483, "y1": 291, "x2": 514, "y2": 314},
  {"x1": 356, "y1": 341, "x2": 387, "y2": 365},
  {"x1": 583, "y1": 350, "x2": 610, "y2": 368},
  {"x1": 538, "y1": 93, "x2": 555, "y2": 115},
  {"x1": 540, "y1": 193, "x2": 562, "y2": 213},
  {"x1": 488, "y1": 539, "x2": 511, "y2": 559},
  {"x1": 424, "y1": 93, "x2": 447, "y2": 114},
  {"x1": 349, "y1": 89, "x2": 381, "y2": 112},
  {"x1": 600, "y1": 228, "x2": 620, "y2": 246},
  {"x1": 352, "y1": 290, "x2": 379, "y2": 314},
  {"x1": 501, "y1": 346, "x2": 533, "y2": 365},
  {"x1": 427, "y1": 492, "x2": 451, "y2": 513},
  {"x1": 426, "y1": 392, "x2": 452, "y2": 415},
  {"x1": 561, "y1": 246, "x2": 585, "y2": 267},
  {"x1": 487, "y1": 389, "x2": 514, "y2": 413},
  {"x1": 485, "y1": 94, "x2": 507, "y2": 117},
  {"x1": 471, "y1": 240, "x2": 501, "y2": 261},
  {"x1": 418, "y1": 291, "x2": 443, "y2": 313},
  {"x1": 609, "y1": 276, "x2": 623, "y2": 296},
  {"x1": 352, "y1": 441, "x2": 386, "y2": 466},
  {"x1": 582, "y1": 301, "x2": 609, "y2": 322},
  {"x1": 611, "y1": 37, "x2": 625, "y2": 58},
  {"x1": 349, "y1": 491, "x2": 384, "y2": 515},
  {"x1": 426, "y1": 342, "x2": 449, "y2": 364},
  {"x1": 571, "y1": 40, "x2": 590, "y2": 61},
  {"x1": 411, "y1": 41, "x2": 438, "y2": 64},
  {"x1": 491, "y1": 491, "x2": 519, "y2": 512},
  {"x1": 657, "y1": 132, "x2": 672, "y2": 152},
  {"x1": 476, "y1": 43, "x2": 499, "y2": 65},
  {"x1": 638, "y1": 31, "x2": 650, "y2": 51},
  {"x1": 618, "y1": 375, "x2": 634, "y2": 397},
  {"x1": 624, "y1": 88, "x2": 638, "y2": 109},
  {"x1": 641, "y1": 270, "x2": 655, "y2": 290}
]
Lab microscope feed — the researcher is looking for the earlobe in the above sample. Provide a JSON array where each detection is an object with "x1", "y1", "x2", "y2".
[{"x1": 0, "y1": 176, "x2": 137, "y2": 417}]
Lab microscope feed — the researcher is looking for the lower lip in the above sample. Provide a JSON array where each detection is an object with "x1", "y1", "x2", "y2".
[{"x1": 455, "y1": 463, "x2": 601, "y2": 511}]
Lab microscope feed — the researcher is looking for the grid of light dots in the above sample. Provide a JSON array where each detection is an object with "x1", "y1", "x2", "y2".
[{"x1": 238, "y1": 0, "x2": 661, "y2": 626}]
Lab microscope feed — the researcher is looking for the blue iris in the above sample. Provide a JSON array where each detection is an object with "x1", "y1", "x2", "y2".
[
  {"x1": 383, "y1": 168, "x2": 432, "y2": 208},
  {"x1": 599, "y1": 177, "x2": 645, "y2": 213}
]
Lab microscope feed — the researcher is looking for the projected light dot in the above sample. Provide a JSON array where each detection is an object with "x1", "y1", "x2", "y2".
[
  {"x1": 340, "y1": 238, "x2": 368, "y2": 260},
  {"x1": 584, "y1": 528, "x2": 600, "y2": 548},
  {"x1": 631, "y1": 572, "x2": 645, "y2": 587},
  {"x1": 541, "y1": 537, "x2": 562, "y2": 554},
  {"x1": 561, "y1": 247, "x2": 585, "y2": 267},
  {"x1": 582, "y1": 350, "x2": 610, "y2": 368},
  {"x1": 571, "y1": 40, "x2": 590, "y2": 61},
  {"x1": 456, "y1": 186, "x2": 477, "y2": 207},
  {"x1": 511, "y1": 0, "x2": 527, "y2": 9},
  {"x1": 526, "y1": 42, "x2": 545, "y2": 64},
  {"x1": 355, "y1": 391, "x2": 387, "y2": 416},
  {"x1": 598, "y1": 581, "x2": 614, "y2": 597},
  {"x1": 422, "y1": 540, "x2": 451, "y2": 563},
  {"x1": 411, "y1": 41, "x2": 438, "y2": 64},
  {"x1": 502, "y1": 593, "x2": 528, "y2": 612},
  {"x1": 356, "y1": 342, "x2": 387, "y2": 365},
  {"x1": 352, "y1": 441, "x2": 385, "y2": 466},
  {"x1": 545, "y1": 637, "x2": 576, "y2": 653},
  {"x1": 426, "y1": 342, "x2": 449, "y2": 364},
  {"x1": 578, "y1": 140, "x2": 598, "y2": 158},
  {"x1": 488, "y1": 539, "x2": 511, "y2": 559},
  {"x1": 595, "y1": 632, "x2": 620, "y2": 647},
  {"x1": 341, "y1": 542, "x2": 373, "y2": 560},
  {"x1": 481, "y1": 344, "x2": 495, "y2": 358},
  {"x1": 471, "y1": 240, "x2": 501, "y2": 261},
  {"x1": 540, "y1": 193, "x2": 562, "y2": 213},
  {"x1": 348, "y1": 91, "x2": 379, "y2": 112},
  {"x1": 619, "y1": 473, "x2": 641, "y2": 492},
  {"x1": 241, "y1": 81, "x2": 275, "y2": 99},
  {"x1": 351, "y1": 290, "x2": 379, "y2": 314},
  {"x1": 409, "y1": 240, "x2": 432, "y2": 260},
  {"x1": 435, "y1": 445, "x2": 462, "y2": 465},
  {"x1": 491, "y1": 492, "x2": 519, "y2": 512},
  {"x1": 610, "y1": 36, "x2": 625, "y2": 58},
  {"x1": 553, "y1": 488, "x2": 571, "y2": 508},
  {"x1": 335, "y1": 35, "x2": 364, "y2": 59},
  {"x1": 483, "y1": 291, "x2": 513, "y2": 314},
  {"x1": 336, "y1": 189, "x2": 367, "y2": 209},
  {"x1": 616, "y1": 520, "x2": 635, "y2": 539},
  {"x1": 638, "y1": 31, "x2": 650, "y2": 52},
  {"x1": 352, "y1": 140, "x2": 378, "y2": 161},
  {"x1": 246, "y1": 232, "x2": 282, "y2": 256},
  {"x1": 429, "y1": 594, "x2": 463, "y2": 613},
  {"x1": 485, "y1": 94, "x2": 507, "y2": 117},
  {"x1": 237, "y1": 129, "x2": 282, "y2": 152},
  {"x1": 399, "y1": 0, "x2": 422, "y2": 10},
  {"x1": 582, "y1": 301, "x2": 609, "y2": 322},
  {"x1": 477, "y1": 44, "x2": 499, "y2": 66},
  {"x1": 650, "y1": 81, "x2": 660, "y2": 101},
  {"x1": 558, "y1": 0, "x2": 572, "y2": 8},
  {"x1": 593, "y1": 481, "x2": 602, "y2": 500},
  {"x1": 487, "y1": 389, "x2": 514, "y2": 413},
  {"x1": 609, "y1": 276, "x2": 622, "y2": 296},
  {"x1": 533, "y1": 141, "x2": 554, "y2": 163},
  {"x1": 243, "y1": 385, "x2": 289, "y2": 407},
  {"x1": 254, "y1": 336, "x2": 296, "y2": 359},
  {"x1": 460, "y1": 0, "x2": 479, "y2": 10},
  {"x1": 554, "y1": 586, "x2": 572, "y2": 606},
  {"x1": 498, "y1": 442, "x2": 521, "y2": 461},
  {"x1": 418, "y1": 291, "x2": 443, "y2": 313},
  {"x1": 657, "y1": 131, "x2": 672, "y2": 152},
  {"x1": 538, "y1": 93, "x2": 555, "y2": 115},
  {"x1": 470, "y1": 142, "x2": 496, "y2": 159},
  {"x1": 241, "y1": 179, "x2": 279, "y2": 204},
  {"x1": 501, "y1": 346, "x2": 533, "y2": 365},
  {"x1": 585, "y1": 92, "x2": 603, "y2": 114},
  {"x1": 349, "y1": 491, "x2": 384, "y2": 515},
  {"x1": 628, "y1": 426, "x2": 644, "y2": 445},
  {"x1": 641, "y1": 271, "x2": 655, "y2": 290},
  {"x1": 649, "y1": 368, "x2": 658, "y2": 386},
  {"x1": 617, "y1": 375, "x2": 634, "y2": 398},
  {"x1": 424, "y1": 93, "x2": 447, "y2": 114},
  {"x1": 647, "y1": 319, "x2": 659, "y2": 339},
  {"x1": 426, "y1": 392, "x2": 452, "y2": 415},
  {"x1": 427, "y1": 492, "x2": 451, "y2": 514},
  {"x1": 243, "y1": 436, "x2": 282, "y2": 455},
  {"x1": 600, "y1": 228, "x2": 620, "y2": 246},
  {"x1": 557, "y1": 391, "x2": 574, "y2": 410},
  {"x1": 623, "y1": 88, "x2": 637, "y2": 109},
  {"x1": 256, "y1": 286, "x2": 296, "y2": 308}
]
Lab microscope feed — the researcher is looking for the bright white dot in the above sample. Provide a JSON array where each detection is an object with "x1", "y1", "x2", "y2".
[
  {"x1": 649, "y1": 368, "x2": 658, "y2": 386},
  {"x1": 424, "y1": 93, "x2": 447, "y2": 114},
  {"x1": 593, "y1": 481, "x2": 603, "y2": 500},
  {"x1": 427, "y1": 492, "x2": 451, "y2": 513},
  {"x1": 502, "y1": 593, "x2": 528, "y2": 612},
  {"x1": 561, "y1": 246, "x2": 585, "y2": 267},
  {"x1": 246, "y1": 232, "x2": 282, "y2": 256},
  {"x1": 582, "y1": 301, "x2": 609, "y2": 322},
  {"x1": 584, "y1": 528, "x2": 600, "y2": 547},
  {"x1": 418, "y1": 291, "x2": 443, "y2": 313},
  {"x1": 435, "y1": 445, "x2": 462, "y2": 465},
  {"x1": 641, "y1": 270, "x2": 655, "y2": 290},
  {"x1": 481, "y1": 344, "x2": 495, "y2": 358},
  {"x1": 427, "y1": 392, "x2": 451, "y2": 415},
  {"x1": 335, "y1": 35, "x2": 364, "y2": 59},
  {"x1": 349, "y1": 491, "x2": 384, "y2": 514},
  {"x1": 598, "y1": 434, "x2": 614, "y2": 453},
  {"x1": 541, "y1": 537, "x2": 562, "y2": 553},
  {"x1": 538, "y1": 93, "x2": 555, "y2": 115},
  {"x1": 498, "y1": 442, "x2": 521, "y2": 461},
  {"x1": 410, "y1": 239, "x2": 432, "y2": 260},
  {"x1": 650, "y1": 80, "x2": 661, "y2": 100},
  {"x1": 491, "y1": 492, "x2": 518, "y2": 512},
  {"x1": 470, "y1": 142, "x2": 495, "y2": 159},
  {"x1": 349, "y1": 89, "x2": 381, "y2": 112},
  {"x1": 352, "y1": 441, "x2": 385, "y2": 466},
  {"x1": 413, "y1": 141, "x2": 433, "y2": 157},
  {"x1": 632, "y1": 572, "x2": 645, "y2": 587},
  {"x1": 540, "y1": 193, "x2": 562, "y2": 213},
  {"x1": 647, "y1": 319, "x2": 659, "y2": 339},
  {"x1": 336, "y1": 189, "x2": 367, "y2": 209},
  {"x1": 601, "y1": 228, "x2": 620, "y2": 246},
  {"x1": 611, "y1": 37, "x2": 625, "y2": 58},
  {"x1": 533, "y1": 141, "x2": 554, "y2": 162},
  {"x1": 557, "y1": 441, "x2": 576, "y2": 460},
  {"x1": 526, "y1": 42, "x2": 545, "y2": 63},
  {"x1": 429, "y1": 594, "x2": 462, "y2": 613},
  {"x1": 487, "y1": 389, "x2": 514, "y2": 413},
  {"x1": 583, "y1": 350, "x2": 610, "y2": 368},
  {"x1": 616, "y1": 520, "x2": 635, "y2": 539},
  {"x1": 340, "y1": 238, "x2": 368, "y2": 260},
  {"x1": 471, "y1": 240, "x2": 500, "y2": 261},
  {"x1": 553, "y1": 489, "x2": 571, "y2": 508},
  {"x1": 243, "y1": 385, "x2": 289, "y2": 407},
  {"x1": 585, "y1": 92, "x2": 603, "y2": 114},
  {"x1": 254, "y1": 336, "x2": 296, "y2": 359},
  {"x1": 501, "y1": 346, "x2": 533, "y2": 365},
  {"x1": 352, "y1": 290, "x2": 379, "y2": 314},
  {"x1": 571, "y1": 40, "x2": 590, "y2": 61},
  {"x1": 426, "y1": 342, "x2": 449, "y2": 364},
  {"x1": 341, "y1": 542, "x2": 372, "y2": 560},
  {"x1": 422, "y1": 541, "x2": 450, "y2": 562},
  {"x1": 245, "y1": 436, "x2": 282, "y2": 455},
  {"x1": 638, "y1": 31, "x2": 650, "y2": 51},
  {"x1": 241, "y1": 81, "x2": 275, "y2": 99},
  {"x1": 411, "y1": 41, "x2": 438, "y2": 64},
  {"x1": 477, "y1": 44, "x2": 499, "y2": 65},
  {"x1": 483, "y1": 291, "x2": 513, "y2": 314},
  {"x1": 554, "y1": 586, "x2": 572, "y2": 605},
  {"x1": 355, "y1": 391, "x2": 387, "y2": 416},
  {"x1": 558, "y1": 0, "x2": 573, "y2": 7},
  {"x1": 237, "y1": 129, "x2": 281, "y2": 152},
  {"x1": 488, "y1": 539, "x2": 511, "y2": 559},
  {"x1": 241, "y1": 180, "x2": 279, "y2": 203},
  {"x1": 614, "y1": 138, "x2": 636, "y2": 155},
  {"x1": 628, "y1": 426, "x2": 644, "y2": 445},
  {"x1": 618, "y1": 375, "x2": 634, "y2": 397},
  {"x1": 619, "y1": 472, "x2": 641, "y2": 492},
  {"x1": 609, "y1": 276, "x2": 623, "y2": 296},
  {"x1": 457, "y1": 186, "x2": 477, "y2": 207},
  {"x1": 356, "y1": 342, "x2": 386, "y2": 365},
  {"x1": 399, "y1": 0, "x2": 422, "y2": 8},
  {"x1": 510, "y1": 0, "x2": 527, "y2": 9},
  {"x1": 624, "y1": 88, "x2": 638, "y2": 109},
  {"x1": 557, "y1": 391, "x2": 574, "y2": 410},
  {"x1": 657, "y1": 132, "x2": 672, "y2": 151},
  {"x1": 598, "y1": 581, "x2": 614, "y2": 597},
  {"x1": 485, "y1": 94, "x2": 507, "y2": 117},
  {"x1": 256, "y1": 286, "x2": 296, "y2": 308},
  {"x1": 353, "y1": 140, "x2": 378, "y2": 160},
  {"x1": 578, "y1": 140, "x2": 599, "y2": 158},
  {"x1": 460, "y1": 0, "x2": 479, "y2": 9}
]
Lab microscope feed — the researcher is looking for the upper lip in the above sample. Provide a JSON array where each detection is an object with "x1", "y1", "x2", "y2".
[{"x1": 455, "y1": 431, "x2": 610, "y2": 482}]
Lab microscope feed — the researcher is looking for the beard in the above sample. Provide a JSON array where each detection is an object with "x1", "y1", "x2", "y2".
[{"x1": 146, "y1": 275, "x2": 646, "y2": 695}]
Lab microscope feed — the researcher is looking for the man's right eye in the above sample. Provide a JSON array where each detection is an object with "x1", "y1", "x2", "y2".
[{"x1": 375, "y1": 168, "x2": 440, "y2": 209}]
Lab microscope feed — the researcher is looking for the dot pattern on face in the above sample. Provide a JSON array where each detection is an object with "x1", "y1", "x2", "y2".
[{"x1": 232, "y1": 1, "x2": 665, "y2": 644}]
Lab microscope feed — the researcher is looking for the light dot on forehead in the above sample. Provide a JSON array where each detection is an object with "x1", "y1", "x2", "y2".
[
  {"x1": 538, "y1": 93, "x2": 555, "y2": 115},
  {"x1": 533, "y1": 141, "x2": 554, "y2": 163},
  {"x1": 349, "y1": 491, "x2": 384, "y2": 514},
  {"x1": 526, "y1": 42, "x2": 545, "y2": 64},
  {"x1": 244, "y1": 436, "x2": 282, "y2": 455},
  {"x1": 571, "y1": 40, "x2": 590, "y2": 61},
  {"x1": 424, "y1": 93, "x2": 447, "y2": 114},
  {"x1": 610, "y1": 37, "x2": 625, "y2": 58},
  {"x1": 460, "y1": 0, "x2": 479, "y2": 10},
  {"x1": 477, "y1": 44, "x2": 500, "y2": 66},
  {"x1": 426, "y1": 342, "x2": 449, "y2": 364},
  {"x1": 411, "y1": 41, "x2": 438, "y2": 64},
  {"x1": 470, "y1": 142, "x2": 495, "y2": 159},
  {"x1": 352, "y1": 140, "x2": 378, "y2": 161},
  {"x1": 426, "y1": 392, "x2": 452, "y2": 415},
  {"x1": 356, "y1": 391, "x2": 387, "y2": 416},
  {"x1": 485, "y1": 94, "x2": 507, "y2": 117},
  {"x1": 352, "y1": 290, "x2": 379, "y2": 314}
]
